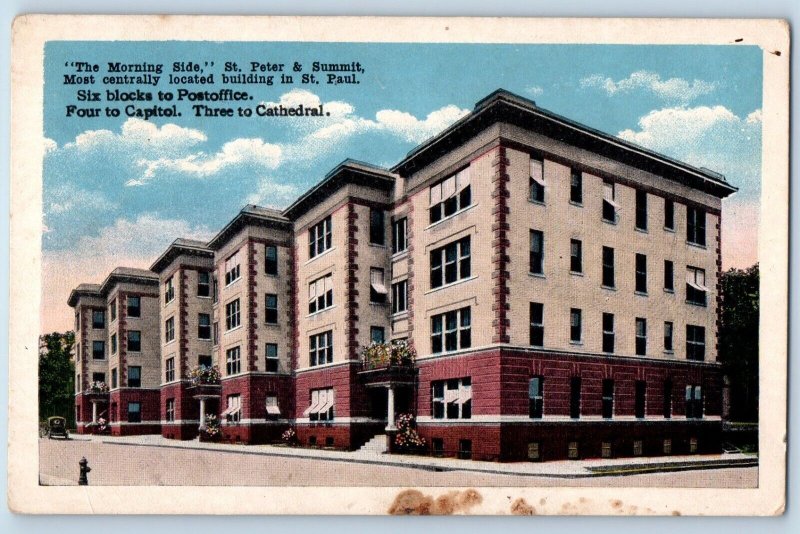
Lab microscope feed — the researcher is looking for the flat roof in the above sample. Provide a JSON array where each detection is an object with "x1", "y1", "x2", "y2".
[
  {"x1": 207, "y1": 204, "x2": 292, "y2": 250},
  {"x1": 150, "y1": 238, "x2": 214, "y2": 273},
  {"x1": 67, "y1": 283, "x2": 102, "y2": 307},
  {"x1": 392, "y1": 89, "x2": 737, "y2": 198}
]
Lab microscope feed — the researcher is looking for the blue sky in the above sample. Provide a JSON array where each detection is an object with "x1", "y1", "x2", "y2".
[{"x1": 42, "y1": 41, "x2": 763, "y2": 331}]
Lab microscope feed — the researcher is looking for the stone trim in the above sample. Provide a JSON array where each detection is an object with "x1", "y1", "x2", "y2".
[
  {"x1": 344, "y1": 202, "x2": 360, "y2": 359},
  {"x1": 405, "y1": 201, "x2": 416, "y2": 349},
  {"x1": 246, "y1": 239, "x2": 259, "y2": 372},
  {"x1": 491, "y1": 145, "x2": 511, "y2": 344},
  {"x1": 178, "y1": 267, "x2": 189, "y2": 378},
  {"x1": 80, "y1": 307, "x2": 89, "y2": 391},
  {"x1": 118, "y1": 292, "x2": 127, "y2": 386}
]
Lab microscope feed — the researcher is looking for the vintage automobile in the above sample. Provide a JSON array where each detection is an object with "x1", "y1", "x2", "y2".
[{"x1": 46, "y1": 416, "x2": 70, "y2": 439}]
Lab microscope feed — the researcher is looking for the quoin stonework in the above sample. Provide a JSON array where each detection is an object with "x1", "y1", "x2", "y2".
[{"x1": 67, "y1": 89, "x2": 737, "y2": 462}]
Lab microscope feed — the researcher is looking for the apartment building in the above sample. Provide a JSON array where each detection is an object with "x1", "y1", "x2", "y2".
[
  {"x1": 69, "y1": 267, "x2": 160, "y2": 435},
  {"x1": 68, "y1": 89, "x2": 736, "y2": 461}
]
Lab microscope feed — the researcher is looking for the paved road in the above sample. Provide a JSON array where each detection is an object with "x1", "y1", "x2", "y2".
[{"x1": 39, "y1": 438, "x2": 758, "y2": 487}]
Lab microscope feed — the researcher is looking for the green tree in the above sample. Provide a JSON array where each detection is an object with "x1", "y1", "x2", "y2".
[
  {"x1": 719, "y1": 264, "x2": 759, "y2": 422},
  {"x1": 38, "y1": 331, "x2": 76, "y2": 427}
]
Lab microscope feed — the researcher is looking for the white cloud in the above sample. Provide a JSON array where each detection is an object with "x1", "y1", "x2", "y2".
[
  {"x1": 260, "y1": 89, "x2": 354, "y2": 118},
  {"x1": 46, "y1": 182, "x2": 119, "y2": 214},
  {"x1": 137, "y1": 137, "x2": 283, "y2": 181},
  {"x1": 581, "y1": 71, "x2": 717, "y2": 103},
  {"x1": 65, "y1": 118, "x2": 207, "y2": 153},
  {"x1": 245, "y1": 178, "x2": 301, "y2": 208},
  {"x1": 43, "y1": 137, "x2": 57, "y2": 153},
  {"x1": 42, "y1": 215, "x2": 215, "y2": 331},
  {"x1": 617, "y1": 105, "x2": 761, "y2": 200},
  {"x1": 527, "y1": 86, "x2": 544, "y2": 97}
]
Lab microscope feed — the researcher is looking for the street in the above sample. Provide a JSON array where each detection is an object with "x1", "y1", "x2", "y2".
[{"x1": 39, "y1": 437, "x2": 758, "y2": 488}]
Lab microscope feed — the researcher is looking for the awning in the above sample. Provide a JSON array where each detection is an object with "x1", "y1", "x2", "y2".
[
  {"x1": 302, "y1": 395, "x2": 321, "y2": 417},
  {"x1": 603, "y1": 198, "x2": 620, "y2": 209},
  {"x1": 686, "y1": 270, "x2": 708, "y2": 291},
  {"x1": 266, "y1": 405, "x2": 281, "y2": 416},
  {"x1": 457, "y1": 384, "x2": 472, "y2": 404},
  {"x1": 318, "y1": 391, "x2": 334, "y2": 414},
  {"x1": 530, "y1": 158, "x2": 545, "y2": 186},
  {"x1": 444, "y1": 386, "x2": 459, "y2": 403},
  {"x1": 221, "y1": 404, "x2": 240, "y2": 418}
]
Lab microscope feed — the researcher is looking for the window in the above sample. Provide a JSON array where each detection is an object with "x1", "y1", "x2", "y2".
[
  {"x1": 111, "y1": 368, "x2": 118, "y2": 389},
  {"x1": 370, "y1": 326, "x2": 385, "y2": 344},
  {"x1": 198, "y1": 355, "x2": 212, "y2": 368},
  {"x1": 226, "y1": 346, "x2": 242, "y2": 375},
  {"x1": 686, "y1": 325, "x2": 706, "y2": 361},
  {"x1": 431, "y1": 307, "x2": 471, "y2": 354},
  {"x1": 570, "y1": 308, "x2": 582, "y2": 343},
  {"x1": 686, "y1": 385, "x2": 703, "y2": 419},
  {"x1": 197, "y1": 271, "x2": 211, "y2": 297},
  {"x1": 165, "y1": 317, "x2": 175, "y2": 342},
  {"x1": 111, "y1": 333, "x2": 117, "y2": 354},
  {"x1": 370, "y1": 268, "x2": 388, "y2": 303},
  {"x1": 529, "y1": 156, "x2": 545, "y2": 203},
  {"x1": 458, "y1": 439, "x2": 473, "y2": 460},
  {"x1": 430, "y1": 236, "x2": 471, "y2": 288},
  {"x1": 663, "y1": 380, "x2": 673, "y2": 419},
  {"x1": 266, "y1": 395, "x2": 280, "y2": 417},
  {"x1": 265, "y1": 246, "x2": 278, "y2": 275},
  {"x1": 212, "y1": 276, "x2": 218, "y2": 303},
  {"x1": 602, "y1": 246, "x2": 615, "y2": 287},
  {"x1": 127, "y1": 402, "x2": 141, "y2": 423},
  {"x1": 165, "y1": 357, "x2": 175, "y2": 382},
  {"x1": 633, "y1": 440, "x2": 643, "y2": 456},
  {"x1": 664, "y1": 260, "x2": 674, "y2": 292},
  {"x1": 92, "y1": 340, "x2": 105, "y2": 360},
  {"x1": 602, "y1": 313, "x2": 615, "y2": 353},
  {"x1": 429, "y1": 167, "x2": 471, "y2": 224},
  {"x1": 92, "y1": 309, "x2": 105, "y2": 329},
  {"x1": 664, "y1": 199, "x2": 675, "y2": 230},
  {"x1": 392, "y1": 217, "x2": 407, "y2": 254},
  {"x1": 224, "y1": 251, "x2": 241, "y2": 285},
  {"x1": 664, "y1": 321, "x2": 674, "y2": 352},
  {"x1": 225, "y1": 299, "x2": 241, "y2": 330},
  {"x1": 528, "y1": 442, "x2": 541, "y2": 461},
  {"x1": 570, "y1": 377, "x2": 581, "y2": 419},
  {"x1": 635, "y1": 318, "x2": 647, "y2": 356},
  {"x1": 308, "y1": 274, "x2": 334, "y2": 314},
  {"x1": 687, "y1": 206, "x2": 706, "y2": 246},
  {"x1": 370, "y1": 208, "x2": 385, "y2": 245},
  {"x1": 76, "y1": 344, "x2": 80, "y2": 362},
  {"x1": 391, "y1": 279, "x2": 408, "y2": 314},
  {"x1": 602, "y1": 180, "x2": 618, "y2": 223},
  {"x1": 308, "y1": 216, "x2": 332, "y2": 258},
  {"x1": 223, "y1": 394, "x2": 241, "y2": 423},
  {"x1": 306, "y1": 388, "x2": 335, "y2": 421},
  {"x1": 166, "y1": 399, "x2": 175, "y2": 422},
  {"x1": 198, "y1": 313, "x2": 211, "y2": 339},
  {"x1": 635, "y1": 189, "x2": 647, "y2": 230},
  {"x1": 570, "y1": 239, "x2": 582, "y2": 273},
  {"x1": 127, "y1": 331, "x2": 141, "y2": 352},
  {"x1": 602, "y1": 379, "x2": 614, "y2": 419},
  {"x1": 126, "y1": 296, "x2": 140, "y2": 317},
  {"x1": 432, "y1": 438, "x2": 444, "y2": 457},
  {"x1": 164, "y1": 277, "x2": 175, "y2": 304},
  {"x1": 309, "y1": 331, "x2": 333, "y2": 366},
  {"x1": 528, "y1": 376, "x2": 544, "y2": 419},
  {"x1": 570, "y1": 169, "x2": 583, "y2": 204},
  {"x1": 635, "y1": 381, "x2": 646, "y2": 418},
  {"x1": 110, "y1": 298, "x2": 117, "y2": 321},
  {"x1": 663, "y1": 439, "x2": 672, "y2": 454},
  {"x1": 529, "y1": 230, "x2": 544, "y2": 275},
  {"x1": 76, "y1": 375, "x2": 81, "y2": 393},
  {"x1": 265, "y1": 294, "x2": 278, "y2": 324},
  {"x1": 602, "y1": 442, "x2": 612, "y2": 459},
  {"x1": 265, "y1": 343, "x2": 278, "y2": 373},
  {"x1": 635, "y1": 253, "x2": 647, "y2": 293},
  {"x1": 529, "y1": 302, "x2": 544, "y2": 347},
  {"x1": 212, "y1": 322, "x2": 219, "y2": 345},
  {"x1": 92, "y1": 372, "x2": 105, "y2": 384},
  {"x1": 568, "y1": 441, "x2": 580, "y2": 460},
  {"x1": 432, "y1": 378, "x2": 472, "y2": 419},
  {"x1": 128, "y1": 366, "x2": 141, "y2": 388},
  {"x1": 686, "y1": 266, "x2": 708, "y2": 306}
]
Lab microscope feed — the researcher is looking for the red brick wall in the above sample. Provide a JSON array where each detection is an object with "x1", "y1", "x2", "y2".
[
  {"x1": 417, "y1": 351, "x2": 504, "y2": 416},
  {"x1": 217, "y1": 373, "x2": 294, "y2": 444},
  {"x1": 108, "y1": 388, "x2": 161, "y2": 436}
]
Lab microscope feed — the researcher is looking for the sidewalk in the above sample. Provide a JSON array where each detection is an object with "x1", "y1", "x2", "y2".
[{"x1": 79, "y1": 434, "x2": 757, "y2": 478}]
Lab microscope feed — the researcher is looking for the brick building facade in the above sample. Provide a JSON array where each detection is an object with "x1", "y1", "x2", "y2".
[{"x1": 68, "y1": 89, "x2": 736, "y2": 461}]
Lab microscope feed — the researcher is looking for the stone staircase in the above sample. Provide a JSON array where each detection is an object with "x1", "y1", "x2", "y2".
[{"x1": 357, "y1": 434, "x2": 387, "y2": 455}]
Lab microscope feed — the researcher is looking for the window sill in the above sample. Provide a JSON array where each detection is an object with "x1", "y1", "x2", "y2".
[
  {"x1": 307, "y1": 305, "x2": 336, "y2": 319},
  {"x1": 569, "y1": 341, "x2": 583, "y2": 346},
  {"x1": 305, "y1": 246, "x2": 337, "y2": 266},
  {"x1": 664, "y1": 350, "x2": 675, "y2": 355},
  {"x1": 601, "y1": 285, "x2": 617, "y2": 292},
  {"x1": 664, "y1": 288, "x2": 675, "y2": 294},
  {"x1": 369, "y1": 242, "x2": 388, "y2": 249},
  {"x1": 224, "y1": 277, "x2": 243, "y2": 289},
  {"x1": 528, "y1": 199, "x2": 546, "y2": 207},
  {"x1": 224, "y1": 325, "x2": 243, "y2": 334},
  {"x1": 164, "y1": 339, "x2": 176, "y2": 347},
  {"x1": 198, "y1": 337, "x2": 212, "y2": 341},
  {"x1": 197, "y1": 295, "x2": 212, "y2": 300},
  {"x1": 425, "y1": 275, "x2": 477, "y2": 295},
  {"x1": 602, "y1": 218, "x2": 618, "y2": 226},
  {"x1": 263, "y1": 322, "x2": 279, "y2": 328},
  {"x1": 392, "y1": 311, "x2": 409, "y2": 320},
  {"x1": 425, "y1": 203, "x2": 477, "y2": 231},
  {"x1": 685, "y1": 301, "x2": 708, "y2": 308},
  {"x1": 664, "y1": 226, "x2": 676, "y2": 233},
  {"x1": 569, "y1": 200, "x2": 583, "y2": 208},
  {"x1": 369, "y1": 301, "x2": 389, "y2": 306},
  {"x1": 127, "y1": 350, "x2": 141, "y2": 355},
  {"x1": 634, "y1": 227, "x2": 648, "y2": 234},
  {"x1": 634, "y1": 291, "x2": 648, "y2": 297},
  {"x1": 265, "y1": 273, "x2": 279, "y2": 278},
  {"x1": 391, "y1": 249, "x2": 409, "y2": 261},
  {"x1": 686, "y1": 241, "x2": 707, "y2": 250},
  {"x1": 528, "y1": 272, "x2": 546, "y2": 279},
  {"x1": 570, "y1": 270, "x2": 584, "y2": 277}
]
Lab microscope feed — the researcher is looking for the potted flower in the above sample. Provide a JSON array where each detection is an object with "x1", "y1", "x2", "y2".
[
  {"x1": 200, "y1": 414, "x2": 221, "y2": 442},
  {"x1": 88, "y1": 381, "x2": 109, "y2": 394},
  {"x1": 281, "y1": 427, "x2": 298, "y2": 446},
  {"x1": 190, "y1": 365, "x2": 221, "y2": 386},
  {"x1": 393, "y1": 413, "x2": 426, "y2": 454},
  {"x1": 362, "y1": 340, "x2": 416, "y2": 370}
]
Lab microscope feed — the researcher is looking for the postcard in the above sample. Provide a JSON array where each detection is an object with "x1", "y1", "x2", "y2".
[{"x1": 8, "y1": 15, "x2": 788, "y2": 515}]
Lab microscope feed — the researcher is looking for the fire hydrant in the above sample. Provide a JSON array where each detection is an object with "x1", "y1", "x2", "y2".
[{"x1": 78, "y1": 457, "x2": 91, "y2": 485}]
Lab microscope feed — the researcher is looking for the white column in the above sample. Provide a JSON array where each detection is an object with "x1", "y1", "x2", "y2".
[
  {"x1": 385, "y1": 386, "x2": 396, "y2": 431},
  {"x1": 199, "y1": 398, "x2": 207, "y2": 430},
  {"x1": 92, "y1": 402, "x2": 98, "y2": 424}
]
